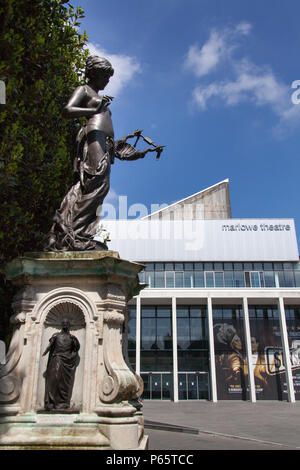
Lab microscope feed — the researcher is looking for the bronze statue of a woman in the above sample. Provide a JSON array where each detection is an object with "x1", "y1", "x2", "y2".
[
  {"x1": 44, "y1": 56, "x2": 163, "y2": 252},
  {"x1": 43, "y1": 319, "x2": 80, "y2": 411}
]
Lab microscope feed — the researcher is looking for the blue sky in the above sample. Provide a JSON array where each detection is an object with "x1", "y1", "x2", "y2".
[{"x1": 76, "y1": 0, "x2": 300, "y2": 245}]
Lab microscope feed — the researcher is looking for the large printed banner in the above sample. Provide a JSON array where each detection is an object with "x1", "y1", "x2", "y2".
[
  {"x1": 213, "y1": 315, "x2": 300, "y2": 400},
  {"x1": 102, "y1": 218, "x2": 299, "y2": 262}
]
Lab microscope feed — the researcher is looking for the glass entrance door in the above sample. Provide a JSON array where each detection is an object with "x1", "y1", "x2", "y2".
[
  {"x1": 178, "y1": 372, "x2": 210, "y2": 400},
  {"x1": 141, "y1": 372, "x2": 173, "y2": 400}
]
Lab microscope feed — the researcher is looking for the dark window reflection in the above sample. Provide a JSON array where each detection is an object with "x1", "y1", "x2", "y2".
[{"x1": 141, "y1": 306, "x2": 172, "y2": 372}]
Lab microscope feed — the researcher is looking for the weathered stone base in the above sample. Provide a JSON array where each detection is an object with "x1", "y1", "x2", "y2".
[
  {"x1": 0, "y1": 251, "x2": 148, "y2": 450},
  {"x1": 0, "y1": 412, "x2": 148, "y2": 450}
]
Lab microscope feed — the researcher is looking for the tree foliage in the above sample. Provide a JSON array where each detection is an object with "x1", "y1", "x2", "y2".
[{"x1": 0, "y1": 0, "x2": 89, "y2": 341}]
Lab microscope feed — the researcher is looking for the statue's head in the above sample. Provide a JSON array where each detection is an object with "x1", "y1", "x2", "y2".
[
  {"x1": 61, "y1": 318, "x2": 71, "y2": 332},
  {"x1": 85, "y1": 55, "x2": 114, "y2": 90}
]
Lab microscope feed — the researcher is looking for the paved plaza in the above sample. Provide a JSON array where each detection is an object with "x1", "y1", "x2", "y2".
[{"x1": 143, "y1": 400, "x2": 300, "y2": 450}]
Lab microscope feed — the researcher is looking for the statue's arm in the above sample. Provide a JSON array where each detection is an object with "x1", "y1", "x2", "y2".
[
  {"x1": 42, "y1": 334, "x2": 57, "y2": 356},
  {"x1": 71, "y1": 335, "x2": 80, "y2": 352},
  {"x1": 62, "y1": 86, "x2": 98, "y2": 119}
]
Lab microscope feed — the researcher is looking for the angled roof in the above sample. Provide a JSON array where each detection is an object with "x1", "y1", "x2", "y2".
[{"x1": 142, "y1": 179, "x2": 231, "y2": 220}]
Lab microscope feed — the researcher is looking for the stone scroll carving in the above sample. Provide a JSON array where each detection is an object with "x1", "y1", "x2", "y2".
[
  {"x1": 123, "y1": 306, "x2": 144, "y2": 402},
  {"x1": 98, "y1": 285, "x2": 140, "y2": 404},
  {"x1": 0, "y1": 287, "x2": 35, "y2": 404}
]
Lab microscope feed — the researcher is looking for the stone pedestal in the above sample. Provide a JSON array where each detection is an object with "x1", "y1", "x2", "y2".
[{"x1": 0, "y1": 251, "x2": 147, "y2": 450}]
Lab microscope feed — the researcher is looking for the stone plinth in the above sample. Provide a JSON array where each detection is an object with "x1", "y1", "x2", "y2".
[{"x1": 0, "y1": 251, "x2": 147, "y2": 450}]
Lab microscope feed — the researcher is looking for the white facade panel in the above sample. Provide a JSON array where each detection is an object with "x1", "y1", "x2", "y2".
[{"x1": 100, "y1": 218, "x2": 299, "y2": 262}]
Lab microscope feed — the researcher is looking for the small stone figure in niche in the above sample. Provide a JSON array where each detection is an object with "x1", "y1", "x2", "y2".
[
  {"x1": 43, "y1": 319, "x2": 80, "y2": 411},
  {"x1": 44, "y1": 55, "x2": 164, "y2": 252}
]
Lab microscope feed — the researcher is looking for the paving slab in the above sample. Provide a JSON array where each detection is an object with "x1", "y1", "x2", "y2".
[{"x1": 142, "y1": 401, "x2": 300, "y2": 450}]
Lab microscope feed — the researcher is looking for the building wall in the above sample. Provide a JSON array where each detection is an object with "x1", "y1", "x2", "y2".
[{"x1": 128, "y1": 288, "x2": 300, "y2": 403}]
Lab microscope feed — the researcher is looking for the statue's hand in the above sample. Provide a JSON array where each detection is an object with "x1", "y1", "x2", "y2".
[
  {"x1": 94, "y1": 95, "x2": 114, "y2": 113},
  {"x1": 142, "y1": 145, "x2": 165, "y2": 159}
]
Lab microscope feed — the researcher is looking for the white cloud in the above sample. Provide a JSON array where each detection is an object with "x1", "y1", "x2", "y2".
[
  {"x1": 185, "y1": 22, "x2": 251, "y2": 78},
  {"x1": 185, "y1": 31, "x2": 226, "y2": 77},
  {"x1": 193, "y1": 59, "x2": 288, "y2": 112},
  {"x1": 186, "y1": 24, "x2": 299, "y2": 135},
  {"x1": 86, "y1": 42, "x2": 141, "y2": 96},
  {"x1": 235, "y1": 22, "x2": 252, "y2": 36}
]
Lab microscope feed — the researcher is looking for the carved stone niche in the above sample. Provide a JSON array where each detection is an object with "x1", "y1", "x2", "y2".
[{"x1": 36, "y1": 300, "x2": 86, "y2": 412}]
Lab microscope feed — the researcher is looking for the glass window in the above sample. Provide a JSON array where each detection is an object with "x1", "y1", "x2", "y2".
[
  {"x1": 157, "y1": 307, "x2": 171, "y2": 317},
  {"x1": 224, "y1": 263, "x2": 233, "y2": 271},
  {"x1": 263, "y1": 263, "x2": 273, "y2": 271},
  {"x1": 128, "y1": 307, "x2": 136, "y2": 350},
  {"x1": 155, "y1": 263, "x2": 164, "y2": 271},
  {"x1": 175, "y1": 263, "x2": 184, "y2": 271},
  {"x1": 140, "y1": 351, "x2": 173, "y2": 372},
  {"x1": 264, "y1": 271, "x2": 276, "y2": 287},
  {"x1": 278, "y1": 271, "x2": 286, "y2": 287},
  {"x1": 224, "y1": 271, "x2": 234, "y2": 287},
  {"x1": 274, "y1": 263, "x2": 283, "y2": 271},
  {"x1": 166, "y1": 271, "x2": 174, "y2": 288},
  {"x1": 194, "y1": 263, "x2": 203, "y2": 271},
  {"x1": 214, "y1": 263, "x2": 223, "y2": 270},
  {"x1": 234, "y1": 307, "x2": 243, "y2": 318},
  {"x1": 233, "y1": 272, "x2": 245, "y2": 287},
  {"x1": 285, "y1": 308, "x2": 295, "y2": 319},
  {"x1": 157, "y1": 318, "x2": 172, "y2": 349},
  {"x1": 248, "y1": 308, "x2": 255, "y2": 318},
  {"x1": 145, "y1": 271, "x2": 154, "y2": 288},
  {"x1": 205, "y1": 272, "x2": 214, "y2": 288},
  {"x1": 204, "y1": 262, "x2": 213, "y2": 271},
  {"x1": 128, "y1": 307, "x2": 136, "y2": 318},
  {"x1": 141, "y1": 318, "x2": 156, "y2": 349},
  {"x1": 154, "y1": 271, "x2": 165, "y2": 288},
  {"x1": 259, "y1": 272, "x2": 265, "y2": 288},
  {"x1": 256, "y1": 308, "x2": 264, "y2": 318},
  {"x1": 250, "y1": 272, "x2": 260, "y2": 288},
  {"x1": 284, "y1": 271, "x2": 295, "y2": 287},
  {"x1": 190, "y1": 317, "x2": 207, "y2": 341},
  {"x1": 165, "y1": 263, "x2": 174, "y2": 271},
  {"x1": 215, "y1": 272, "x2": 224, "y2": 287},
  {"x1": 175, "y1": 272, "x2": 184, "y2": 288},
  {"x1": 142, "y1": 307, "x2": 156, "y2": 317},
  {"x1": 177, "y1": 318, "x2": 190, "y2": 349},
  {"x1": 138, "y1": 271, "x2": 145, "y2": 283},
  {"x1": 253, "y1": 263, "x2": 263, "y2": 271},
  {"x1": 283, "y1": 263, "x2": 293, "y2": 270},
  {"x1": 295, "y1": 271, "x2": 300, "y2": 287},
  {"x1": 245, "y1": 271, "x2": 251, "y2": 287},
  {"x1": 184, "y1": 271, "x2": 193, "y2": 288},
  {"x1": 244, "y1": 263, "x2": 253, "y2": 271},
  {"x1": 145, "y1": 263, "x2": 154, "y2": 271},
  {"x1": 184, "y1": 263, "x2": 193, "y2": 271},
  {"x1": 190, "y1": 307, "x2": 204, "y2": 317},
  {"x1": 194, "y1": 272, "x2": 205, "y2": 287},
  {"x1": 233, "y1": 263, "x2": 243, "y2": 271},
  {"x1": 267, "y1": 308, "x2": 273, "y2": 319},
  {"x1": 213, "y1": 308, "x2": 222, "y2": 319},
  {"x1": 177, "y1": 307, "x2": 189, "y2": 317},
  {"x1": 223, "y1": 308, "x2": 233, "y2": 319}
]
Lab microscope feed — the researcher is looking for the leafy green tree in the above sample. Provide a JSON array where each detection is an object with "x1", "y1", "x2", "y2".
[{"x1": 0, "y1": 0, "x2": 89, "y2": 342}]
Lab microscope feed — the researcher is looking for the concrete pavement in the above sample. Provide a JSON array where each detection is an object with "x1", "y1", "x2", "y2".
[{"x1": 142, "y1": 400, "x2": 300, "y2": 450}]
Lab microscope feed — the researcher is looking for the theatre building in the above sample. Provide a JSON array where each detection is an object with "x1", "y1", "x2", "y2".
[{"x1": 103, "y1": 180, "x2": 300, "y2": 402}]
